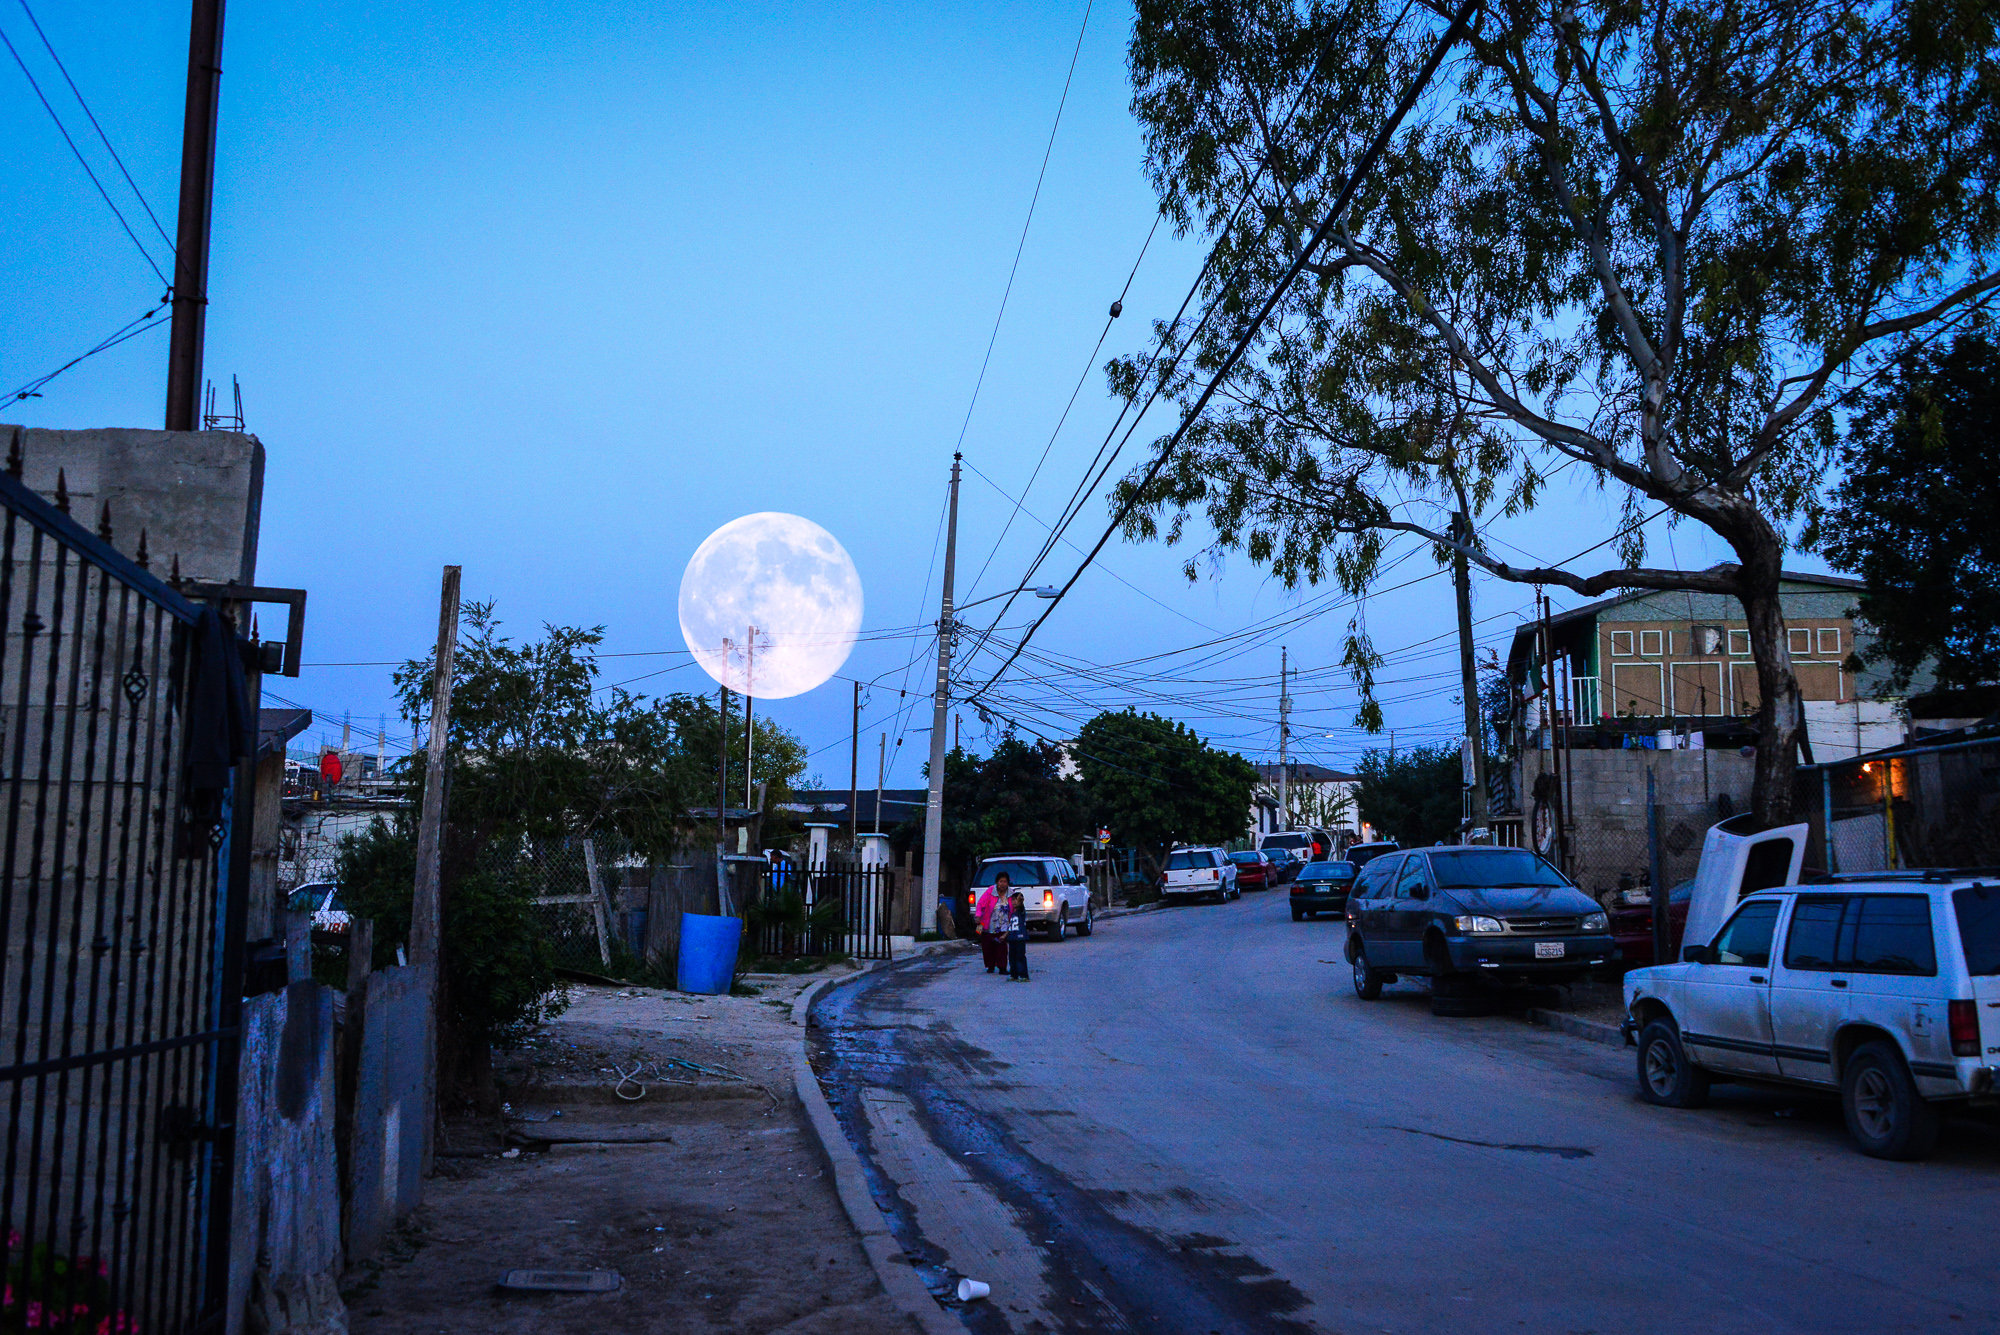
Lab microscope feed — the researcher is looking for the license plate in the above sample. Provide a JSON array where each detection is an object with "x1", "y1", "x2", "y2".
[{"x1": 1534, "y1": 941, "x2": 1565, "y2": 959}]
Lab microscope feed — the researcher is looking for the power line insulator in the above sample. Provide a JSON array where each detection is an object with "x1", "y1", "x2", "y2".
[{"x1": 1109, "y1": 300, "x2": 1123, "y2": 319}]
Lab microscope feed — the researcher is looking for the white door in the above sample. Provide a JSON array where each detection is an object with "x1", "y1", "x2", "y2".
[{"x1": 1682, "y1": 899, "x2": 1783, "y2": 1077}]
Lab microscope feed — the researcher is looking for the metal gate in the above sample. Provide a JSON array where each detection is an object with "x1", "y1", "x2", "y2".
[
  {"x1": 0, "y1": 458, "x2": 250, "y2": 1334},
  {"x1": 749, "y1": 861, "x2": 894, "y2": 962}
]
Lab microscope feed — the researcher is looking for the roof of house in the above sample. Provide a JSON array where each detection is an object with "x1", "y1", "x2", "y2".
[
  {"x1": 1254, "y1": 762, "x2": 1359, "y2": 784},
  {"x1": 781, "y1": 788, "x2": 929, "y2": 828}
]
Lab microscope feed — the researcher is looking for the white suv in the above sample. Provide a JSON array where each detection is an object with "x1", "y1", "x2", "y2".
[
  {"x1": 1160, "y1": 846, "x2": 1238, "y2": 903},
  {"x1": 1623, "y1": 873, "x2": 2000, "y2": 1159},
  {"x1": 970, "y1": 855, "x2": 1095, "y2": 940}
]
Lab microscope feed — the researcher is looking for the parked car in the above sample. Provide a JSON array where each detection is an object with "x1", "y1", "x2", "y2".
[
  {"x1": 286, "y1": 881, "x2": 350, "y2": 934},
  {"x1": 1227, "y1": 849, "x2": 1274, "y2": 891},
  {"x1": 1262, "y1": 846, "x2": 1304, "y2": 885},
  {"x1": 1624, "y1": 874, "x2": 2000, "y2": 1160},
  {"x1": 1609, "y1": 879, "x2": 1694, "y2": 967},
  {"x1": 1161, "y1": 846, "x2": 1238, "y2": 903},
  {"x1": 1343, "y1": 840, "x2": 1401, "y2": 869},
  {"x1": 970, "y1": 854, "x2": 1095, "y2": 940},
  {"x1": 1290, "y1": 861, "x2": 1357, "y2": 921},
  {"x1": 1259, "y1": 828, "x2": 1332, "y2": 866},
  {"x1": 1345, "y1": 846, "x2": 1612, "y2": 1012}
]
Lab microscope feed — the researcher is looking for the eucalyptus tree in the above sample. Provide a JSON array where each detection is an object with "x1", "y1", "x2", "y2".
[{"x1": 1111, "y1": 0, "x2": 2000, "y2": 823}]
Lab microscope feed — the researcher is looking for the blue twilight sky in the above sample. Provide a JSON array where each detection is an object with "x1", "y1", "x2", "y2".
[{"x1": 0, "y1": 0, "x2": 1834, "y2": 787}]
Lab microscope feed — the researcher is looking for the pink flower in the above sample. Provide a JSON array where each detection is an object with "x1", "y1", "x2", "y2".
[
  {"x1": 26, "y1": 1299, "x2": 44, "y2": 1328},
  {"x1": 73, "y1": 1302, "x2": 92, "y2": 1319},
  {"x1": 7, "y1": 1228, "x2": 20, "y2": 1248},
  {"x1": 96, "y1": 1261, "x2": 109, "y2": 1279},
  {"x1": 5, "y1": 1283, "x2": 14, "y2": 1308}
]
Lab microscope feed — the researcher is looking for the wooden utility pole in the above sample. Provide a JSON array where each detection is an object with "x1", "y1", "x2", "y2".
[
  {"x1": 410, "y1": 565, "x2": 461, "y2": 969},
  {"x1": 1452, "y1": 511, "x2": 1488, "y2": 838},
  {"x1": 165, "y1": 0, "x2": 227, "y2": 431},
  {"x1": 410, "y1": 564, "x2": 459, "y2": 1177},
  {"x1": 1277, "y1": 647, "x2": 1291, "y2": 831},
  {"x1": 849, "y1": 680, "x2": 861, "y2": 847},
  {"x1": 921, "y1": 455, "x2": 962, "y2": 930}
]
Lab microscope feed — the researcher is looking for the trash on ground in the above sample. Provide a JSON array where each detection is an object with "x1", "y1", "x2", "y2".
[{"x1": 496, "y1": 1269, "x2": 622, "y2": 1293}]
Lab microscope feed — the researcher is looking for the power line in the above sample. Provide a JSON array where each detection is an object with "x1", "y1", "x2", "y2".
[
  {"x1": 949, "y1": 0, "x2": 1096, "y2": 459},
  {"x1": 1, "y1": 23, "x2": 169, "y2": 287},
  {"x1": 967, "y1": 0, "x2": 1484, "y2": 705},
  {"x1": 4, "y1": 302, "x2": 170, "y2": 405}
]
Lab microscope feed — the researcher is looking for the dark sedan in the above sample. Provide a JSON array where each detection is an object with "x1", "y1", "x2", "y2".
[
  {"x1": 1227, "y1": 849, "x2": 1274, "y2": 891},
  {"x1": 1262, "y1": 847, "x2": 1304, "y2": 885},
  {"x1": 1290, "y1": 860, "x2": 1356, "y2": 920},
  {"x1": 1344, "y1": 846, "x2": 1613, "y2": 1012}
]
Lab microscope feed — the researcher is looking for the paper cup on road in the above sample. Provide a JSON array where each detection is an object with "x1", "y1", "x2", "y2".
[{"x1": 956, "y1": 1279, "x2": 991, "y2": 1303}]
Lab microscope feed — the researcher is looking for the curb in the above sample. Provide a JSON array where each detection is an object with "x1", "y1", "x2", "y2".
[
  {"x1": 1524, "y1": 1008, "x2": 1628, "y2": 1048},
  {"x1": 791, "y1": 966, "x2": 962, "y2": 1335}
]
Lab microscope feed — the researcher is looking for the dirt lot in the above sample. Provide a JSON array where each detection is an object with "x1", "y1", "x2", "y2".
[{"x1": 343, "y1": 970, "x2": 914, "y2": 1335}]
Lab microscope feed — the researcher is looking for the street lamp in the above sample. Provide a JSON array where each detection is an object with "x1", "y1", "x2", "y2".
[{"x1": 951, "y1": 585, "x2": 1060, "y2": 613}]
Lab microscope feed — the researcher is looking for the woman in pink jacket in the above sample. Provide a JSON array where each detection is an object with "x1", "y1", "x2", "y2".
[{"x1": 974, "y1": 871, "x2": 1011, "y2": 973}]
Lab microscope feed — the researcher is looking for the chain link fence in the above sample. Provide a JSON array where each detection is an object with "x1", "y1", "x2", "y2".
[{"x1": 1806, "y1": 735, "x2": 2000, "y2": 874}]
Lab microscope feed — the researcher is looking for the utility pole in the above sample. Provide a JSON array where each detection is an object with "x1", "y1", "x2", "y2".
[
  {"x1": 921, "y1": 455, "x2": 962, "y2": 932},
  {"x1": 1452, "y1": 511, "x2": 1489, "y2": 839},
  {"x1": 849, "y1": 680, "x2": 861, "y2": 849},
  {"x1": 743, "y1": 624, "x2": 757, "y2": 812},
  {"x1": 165, "y1": 0, "x2": 227, "y2": 431},
  {"x1": 1277, "y1": 647, "x2": 1291, "y2": 831},
  {"x1": 874, "y1": 733, "x2": 887, "y2": 836},
  {"x1": 716, "y1": 684, "x2": 731, "y2": 913},
  {"x1": 410, "y1": 565, "x2": 460, "y2": 1177}
]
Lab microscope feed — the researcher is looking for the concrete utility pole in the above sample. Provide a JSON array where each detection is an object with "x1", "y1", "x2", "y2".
[
  {"x1": 165, "y1": 0, "x2": 227, "y2": 431},
  {"x1": 1453, "y1": 511, "x2": 1488, "y2": 838},
  {"x1": 1277, "y1": 647, "x2": 1291, "y2": 831},
  {"x1": 921, "y1": 455, "x2": 962, "y2": 929},
  {"x1": 875, "y1": 732, "x2": 886, "y2": 836}
]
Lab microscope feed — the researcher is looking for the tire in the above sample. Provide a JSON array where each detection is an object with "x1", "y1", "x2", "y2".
[
  {"x1": 1076, "y1": 904, "x2": 1094, "y2": 937},
  {"x1": 1291, "y1": 905, "x2": 1305, "y2": 922},
  {"x1": 1842, "y1": 1040, "x2": 1941, "y2": 1160},
  {"x1": 1351, "y1": 943, "x2": 1385, "y2": 1000},
  {"x1": 1049, "y1": 908, "x2": 1067, "y2": 943},
  {"x1": 1636, "y1": 1018, "x2": 1711, "y2": 1108}
]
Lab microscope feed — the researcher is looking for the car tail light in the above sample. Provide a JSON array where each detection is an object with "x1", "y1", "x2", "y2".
[
  {"x1": 1950, "y1": 1000, "x2": 1980, "y2": 1057},
  {"x1": 1043, "y1": 890, "x2": 1054, "y2": 908}
]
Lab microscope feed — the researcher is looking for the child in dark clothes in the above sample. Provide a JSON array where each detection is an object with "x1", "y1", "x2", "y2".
[{"x1": 1006, "y1": 889, "x2": 1030, "y2": 981}]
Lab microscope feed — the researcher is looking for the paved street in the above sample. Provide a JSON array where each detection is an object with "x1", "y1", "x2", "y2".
[{"x1": 812, "y1": 893, "x2": 2000, "y2": 1335}]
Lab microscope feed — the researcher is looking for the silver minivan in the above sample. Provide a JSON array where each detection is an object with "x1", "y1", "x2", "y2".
[{"x1": 1624, "y1": 873, "x2": 2000, "y2": 1159}]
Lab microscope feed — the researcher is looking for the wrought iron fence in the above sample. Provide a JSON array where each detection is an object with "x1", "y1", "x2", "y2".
[
  {"x1": 746, "y1": 861, "x2": 894, "y2": 962},
  {"x1": 0, "y1": 457, "x2": 250, "y2": 1334}
]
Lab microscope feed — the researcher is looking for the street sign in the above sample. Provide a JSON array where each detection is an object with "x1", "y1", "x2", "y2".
[{"x1": 1097, "y1": 827, "x2": 1110, "y2": 846}]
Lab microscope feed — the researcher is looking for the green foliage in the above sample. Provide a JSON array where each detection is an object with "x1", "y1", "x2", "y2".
[
  {"x1": 1355, "y1": 745, "x2": 1462, "y2": 849},
  {"x1": 334, "y1": 816, "x2": 569, "y2": 1048},
  {"x1": 1813, "y1": 333, "x2": 2000, "y2": 692},
  {"x1": 1111, "y1": 0, "x2": 2000, "y2": 814},
  {"x1": 1074, "y1": 710, "x2": 1258, "y2": 870}
]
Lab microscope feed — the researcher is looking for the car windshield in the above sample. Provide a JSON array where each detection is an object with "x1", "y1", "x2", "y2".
[
  {"x1": 1955, "y1": 885, "x2": 2000, "y2": 975},
  {"x1": 974, "y1": 860, "x2": 1047, "y2": 887},
  {"x1": 1262, "y1": 835, "x2": 1309, "y2": 851},
  {"x1": 285, "y1": 886, "x2": 325, "y2": 913},
  {"x1": 1426, "y1": 850, "x2": 1570, "y2": 890},
  {"x1": 1301, "y1": 863, "x2": 1353, "y2": 882}
]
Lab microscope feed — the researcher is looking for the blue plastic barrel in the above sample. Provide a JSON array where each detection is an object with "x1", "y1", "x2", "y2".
[{"x1": 676, "y1": 912, "x2": 742, "y2": 994}]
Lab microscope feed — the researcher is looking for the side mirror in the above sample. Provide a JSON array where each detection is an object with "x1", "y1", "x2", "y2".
[
  {"x1": 1681, "y1": 944, "x2": 1711, "y2": 965},
  {"x1": 1411, "y1": 886, "x2": 1429, "y2": 900}
]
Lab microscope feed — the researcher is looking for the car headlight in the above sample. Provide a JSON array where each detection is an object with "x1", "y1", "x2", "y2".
[
  {"x1": 1453, "y1": 915, "x2": 1504, "y2": 934},
  {"x1": 1583, "y1": 912, "x2": 1608, "y2": 932}
]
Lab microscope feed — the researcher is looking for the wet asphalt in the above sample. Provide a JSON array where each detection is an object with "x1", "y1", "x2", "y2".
[{"x1": 810, "y1": 891, "x2": 2000, "y2": 1335}]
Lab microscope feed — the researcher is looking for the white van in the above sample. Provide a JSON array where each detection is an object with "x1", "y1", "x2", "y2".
[{"x1": 1161, "y1": 846, "x2": 1238, "y2": 903}]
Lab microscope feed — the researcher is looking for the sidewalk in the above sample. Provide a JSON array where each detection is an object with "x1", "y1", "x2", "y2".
[{"x1": 343, "y1": 970, "x2": 914, "y2": 1335}]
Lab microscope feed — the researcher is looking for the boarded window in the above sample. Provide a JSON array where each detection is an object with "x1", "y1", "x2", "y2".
[
  {"x1": 1640, "y1": 629, "x2": 1665, "y2": 656},
  {"x1": 1672, "y1": 661, "x2": 1725, "y2": 716},
  {"x1": 1728, "y1": 629, "x2": 1751, "y2": 655},
  {"x1": 1795, "y1": 661, "x2": 1842, "y2": 700},
  {"x1": 1610, "y1": 630, "x2": 1634, "y2": 656},
  {"x1": 1788, "y1": 627, "x2": 1812, "y2": 655},
  {"x1": 1731, "y1": 662, "x2": 1761, "y2": 714},
  {"x1": 1817, "y1": 627, "x2": 1841, "y2": 655},
  {"x1": 1612, "y1": 662, "x2": 1665, "y2": 716}
]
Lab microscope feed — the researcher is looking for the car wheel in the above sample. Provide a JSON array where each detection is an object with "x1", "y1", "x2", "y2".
[
  {"x1": 1049, "y1": 908, "x2": 1067, "y2": 943},
  {"x1": 1351, "y1": 943, "x2": 1385, "y2": 1000},
  {"x1": 1842, "y1": 1040, "x2": 1940, "y2": 1160},
  {"x1": 1636, "y1": 1018, "x2": 1710, "y2": 1109},
  {"x1": 1291, "y1": 905, "x2": 1305, "y2": 922}
]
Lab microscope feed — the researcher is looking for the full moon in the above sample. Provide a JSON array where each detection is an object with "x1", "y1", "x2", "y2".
[{"x1": 679, "y1": 513, "x2": 863, "y2": 699}]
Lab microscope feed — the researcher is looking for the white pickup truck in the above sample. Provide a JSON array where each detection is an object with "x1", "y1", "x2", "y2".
[{"x1": 1623, "y1": 819, "x2": 2000, "y2": 1159}]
